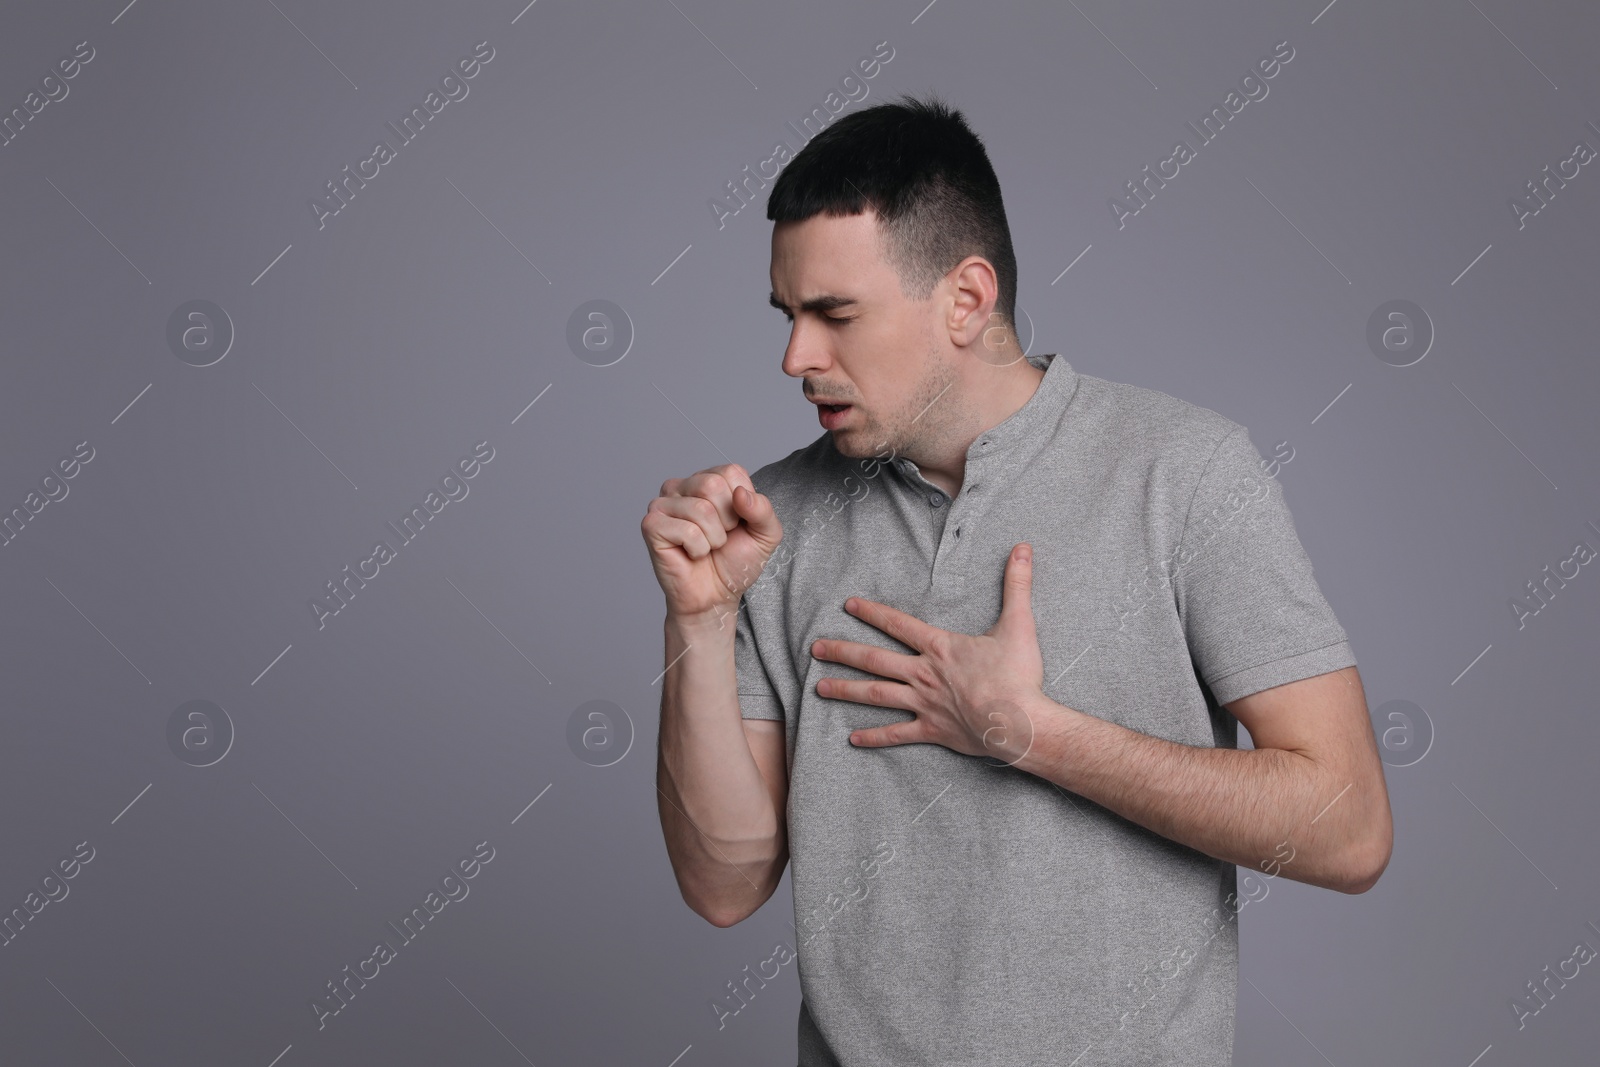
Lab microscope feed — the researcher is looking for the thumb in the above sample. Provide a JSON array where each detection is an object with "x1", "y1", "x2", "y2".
[
  {"x1": 998, "y1": 542, "x2": 1036, "y2": 634},
  {"x1": 733, "y1": 484, "x2": 782, "y2": 552}
]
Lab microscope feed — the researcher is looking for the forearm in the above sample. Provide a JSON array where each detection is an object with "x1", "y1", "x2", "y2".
[
  {"x1": 656, "y1": 611, "x2": 784, "y2": 924},
  {"x1": 1013, "y1": 693, "x2": 1376, "y2": 892}
]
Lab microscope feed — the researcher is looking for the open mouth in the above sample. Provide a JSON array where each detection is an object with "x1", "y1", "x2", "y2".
[{"x1": 817, "y1": 402, "x2": 852, "y2": 427}]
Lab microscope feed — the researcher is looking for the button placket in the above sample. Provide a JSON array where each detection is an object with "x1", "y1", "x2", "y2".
[{"x1": 945, "y1": 453, "x2": 990, "y2": 552}]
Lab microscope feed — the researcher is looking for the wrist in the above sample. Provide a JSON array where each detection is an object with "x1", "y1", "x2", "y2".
[
  {"x1": 1007, "y1": 690, "x2": 1079, "y2": 781},
  {"x1": 665, "y1": 604, "x2": 740, "y2": 639}
]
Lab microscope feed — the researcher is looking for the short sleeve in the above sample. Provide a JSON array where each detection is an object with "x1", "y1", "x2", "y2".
[
  {"x1": 734, "y1": 598, "x2": 785, "y2": 721},
  {"x1": 1170, "y1": 425, "x2": 1356, "y2": 707}
]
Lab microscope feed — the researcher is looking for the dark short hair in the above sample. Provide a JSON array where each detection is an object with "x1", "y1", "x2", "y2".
[{"x1": 766, "y1": 92, "x2": 1018, "y2": 330}]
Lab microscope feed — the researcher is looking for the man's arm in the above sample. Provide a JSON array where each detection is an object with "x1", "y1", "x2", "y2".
[
  {"x1": 1012, "y1": 663, "x2": 1393, "y2": 893},
  {"x1": 656, "y1": 611, "x2": 790, "y2": 927},
  {"x1": 643, "y1": 465, "x2": 790, "y2": 928}
]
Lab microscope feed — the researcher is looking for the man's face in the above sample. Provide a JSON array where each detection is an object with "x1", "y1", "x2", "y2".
[{"x1": 769, "y1": 212, "x2": 958, "y2": 461}]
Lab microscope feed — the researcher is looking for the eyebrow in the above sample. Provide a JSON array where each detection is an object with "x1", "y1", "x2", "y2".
[{"x1": 769, "y1": 292, "x2": 858, "y2": 316}]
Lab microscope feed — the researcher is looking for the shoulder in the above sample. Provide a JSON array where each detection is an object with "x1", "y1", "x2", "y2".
[
  {"x1": 1070, "y1": 370, "x2": 1245, "y2": 462},
  {"x1": 1061, "y1": 371, "x2": 1273, "y2": 531}
]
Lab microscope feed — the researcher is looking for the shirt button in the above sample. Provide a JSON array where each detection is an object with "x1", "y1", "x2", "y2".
[{"x1": 929, "y1": 493, "x2": 944, "y2": 507}]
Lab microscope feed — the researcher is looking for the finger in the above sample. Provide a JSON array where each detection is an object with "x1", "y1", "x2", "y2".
[
  {"x1": 847, "y1": 716, "x2": 923, "y2": 748},
  {"x1": 730, "y1": 483, "x2": 782, "y2": 552},
  {"x1": 642, "y1": 511, "x2": 714, "y2": 560},
  {"x1": 997, "y1": 542, "x2": 1036, "y2": 635},
  {"x1": 678, "y1": 464, "x2": 753, "y2": 531},
  {"x1": 845, "y1": 597, "x2": 940, "y2": 654},
  {"x1": 812, "y1": 637, "x2": 918, "y2": 684},
  {"x1": 712, "y1": 462, "x2": 754, "y2": 497},
  {"x1": 817, "y1": 675, "x2": 918, "y2": 712},
  {"x1": 649, "y1": 495, "x2": 729, "y2": 552}
]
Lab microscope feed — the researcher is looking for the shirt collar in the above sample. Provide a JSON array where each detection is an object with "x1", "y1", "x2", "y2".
[
  {"x1": 963, "y1": 351, "x2": 1077, "y2": 459},
  {"x1": 881, "y1": 351, "x2": 1078, "y2": 488}
]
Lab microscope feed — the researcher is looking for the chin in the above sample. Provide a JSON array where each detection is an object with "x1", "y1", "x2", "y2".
[
  {"x1": 825, "y1": 426, "x2": 857, "y2": 449},
  {"x1": 831, "y1": 432, "x2": 887, "y2": 462}
]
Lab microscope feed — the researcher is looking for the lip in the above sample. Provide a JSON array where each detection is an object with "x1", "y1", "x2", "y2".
[{"x1": 816, "y1": 402, "x2": 852, "y2": 429}]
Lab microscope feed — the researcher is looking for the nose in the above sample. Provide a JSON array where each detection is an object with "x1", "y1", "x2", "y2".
[{"x1": 781, "y1": 319, "x2": 832, "y2": 381}]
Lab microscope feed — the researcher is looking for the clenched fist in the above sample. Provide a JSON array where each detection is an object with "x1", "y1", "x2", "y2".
[{"x1": 641, "y1": 463, "x2": 783, "y2": 626}]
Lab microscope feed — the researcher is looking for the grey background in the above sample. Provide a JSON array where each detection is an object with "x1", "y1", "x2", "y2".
[{"x1": 1, "y1": 0, "x2": 1596, "y2": 1064}]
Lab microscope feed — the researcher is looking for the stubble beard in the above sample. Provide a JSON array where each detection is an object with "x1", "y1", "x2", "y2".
[{"x1": 840, "y1": 351, "x2": 958, "y2": 467}]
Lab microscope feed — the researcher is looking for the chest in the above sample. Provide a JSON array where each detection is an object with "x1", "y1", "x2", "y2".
[{"x1": 771, "y1": 464, "x2": 1201, "y2": 737}]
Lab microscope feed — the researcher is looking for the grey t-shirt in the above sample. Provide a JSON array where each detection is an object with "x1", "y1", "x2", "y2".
[{"x1": 734, "y1": 352, "x2": 1356, "y2": 1067}]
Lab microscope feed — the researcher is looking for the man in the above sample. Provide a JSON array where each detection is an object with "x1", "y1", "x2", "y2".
[{"x1": 643, "y1": 93, "x2": 1392, "y2": 1067}]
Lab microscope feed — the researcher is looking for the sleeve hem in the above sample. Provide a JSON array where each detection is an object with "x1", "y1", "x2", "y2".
[
  {"x1": 738, "y1": 692, "x2": 785, "y2": 721},
  {"x1": 1206, "y1": 638, "x2": 1357, "y2": 706}
]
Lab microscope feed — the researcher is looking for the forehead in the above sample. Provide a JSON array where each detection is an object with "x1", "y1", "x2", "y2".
[{"x1": 769, "y1": 211, "x2": 893, "y2": 293}]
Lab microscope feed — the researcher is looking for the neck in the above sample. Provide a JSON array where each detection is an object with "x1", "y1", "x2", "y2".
[{"x1": 913, "y1": 350, "x2": 1045, "y2": 498}]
